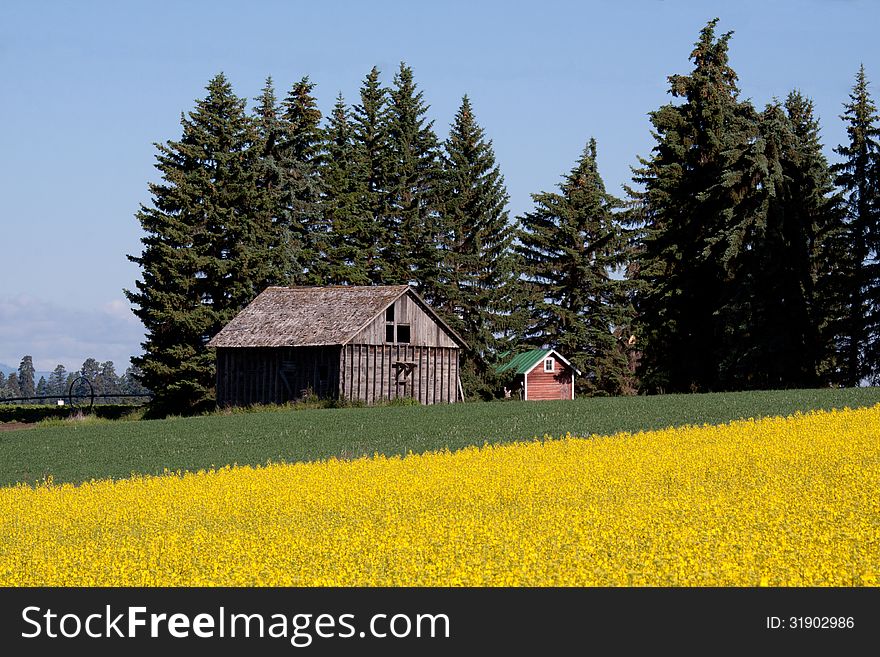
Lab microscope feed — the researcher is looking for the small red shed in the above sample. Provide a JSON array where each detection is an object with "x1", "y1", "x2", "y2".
[{"x1": 495, "y1": 349, "x2": 581, "y2": 400}]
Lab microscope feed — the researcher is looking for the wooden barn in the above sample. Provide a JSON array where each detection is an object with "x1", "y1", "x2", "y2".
[
  {"x1": 495, "y1": 349, "x2": 581, "y2": 401},
  {"x1": 207, "y1": 285, "x2": 467, "y2": 406}
]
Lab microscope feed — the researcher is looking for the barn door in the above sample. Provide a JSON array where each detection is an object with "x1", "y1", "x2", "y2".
[
  {"x1": 393, "y1": 346, "x2": 417, "y2": 400},
  {"x1": 393, "y1": 362, "x2": 416, "y2": 398}
]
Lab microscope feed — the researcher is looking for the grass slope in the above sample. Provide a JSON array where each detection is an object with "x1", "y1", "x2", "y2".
[{"x1": 2, "y1": 387, "x2": 880, "y2": 487}]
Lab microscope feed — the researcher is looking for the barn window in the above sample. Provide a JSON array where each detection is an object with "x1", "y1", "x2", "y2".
[
  {"x1": 385, "y1": 305, "x2": 396, "y2": 342},
  {"x1": 544, "y1": 358, "x2": 554, "y2": 372},
  {"x1": 396, "y1": 324, "x2": 411, "y2": 343}
]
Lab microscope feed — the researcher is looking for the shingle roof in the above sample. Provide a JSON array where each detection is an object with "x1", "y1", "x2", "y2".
[{"x1": 207, "y1": 285, "x2": 411, "y2": 348}]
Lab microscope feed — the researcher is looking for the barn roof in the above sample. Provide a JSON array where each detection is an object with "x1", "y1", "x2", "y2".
[
  {"x1": 207, "y1": 285, "x2": 466, "y2": 349},
  {"x1": 495, "y1": 349, "x2": 581, "y2": 375}
]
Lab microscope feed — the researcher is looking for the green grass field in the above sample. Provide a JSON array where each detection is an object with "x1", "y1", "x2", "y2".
[{"x1": 2, "y1": 387, "x2": 880, "y2": 487}]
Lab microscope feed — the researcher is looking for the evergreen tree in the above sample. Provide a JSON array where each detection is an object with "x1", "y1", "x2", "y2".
[
  {"x1": 80, "y1": 357, "x2": 100, "y2": 382},
  {"x1": 17, "y1": 355, "x2": 35, "y2": 398},
  {"x1": 36, "y1": 376, "x2": 48, "y2": 398},
  {"x1": 618, "y1": 197, "x2": 648, "y2": 394},
  {"x1": 778, "y1": 93, "x2": 845, "y2": 386},
  {"x1": 633, "y1": 20, "x2": 847, "y2": 392},
  {"x1": 321, "y1": 94, "x2": 374, "y2": 285},
  {"x1": 832, "y1": 65, "x2": 880, "y2": 384},
  {"x1": 121, "y1": 365, "x2": 151, "y2": 396},
  {"x1": 350, "y1": 66, "x2": 393, "y2": 284},
  {"x1": 278, "y1": 77, "x2": 325, "y2": 284},
  {"x1": 64, "y1": 372, "x2": 77, "y2": 397},
  {"x1": 709, "y1": 97, "x2": 842, "y2": 388},
  {"x1": 71, "y1": 357, "x2": 100, "y2": 399},
  {"x1": 780, "y1": 93, "x2": 846, "y2": 386},
  {"x1": 437, "y1": 96, "x2": 521, "y2": 397},
  {"x1": 0, "y1": 372, "x2": 6, "y2": 398},
  {"x1": 386, "y1": 63, "x2": 442, "y2": 295},
  {"x1": 5, "y1": 372, "x2": 20, "y2": 398},
  {"x1": 97, "y1": 361, "x2": 120, "y2": 396},
  {"x1": 516, "y1": 139, "x2": 630, "y2": 395},
  {"x1": 249, "y1": 77, "x2": 297, "y2": 291},
  {"x1": 47, "y1": 364, "x2": 68, "y2": 397},
  {"x1": 126, "y1": 73, "x2": 262, "y2": 415},
  {"x1": 631, "y1": 19, "x2": 756, "y2": 393}
]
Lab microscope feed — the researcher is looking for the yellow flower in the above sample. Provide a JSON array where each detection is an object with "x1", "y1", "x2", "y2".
[{"x1": 1, "y1": 405, "x2": 878, "y2": 586}]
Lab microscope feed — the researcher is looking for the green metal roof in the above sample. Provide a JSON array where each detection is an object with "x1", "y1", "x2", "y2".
[{"x1": 494, "y1": 349, "x2": 551, "y2": 375}]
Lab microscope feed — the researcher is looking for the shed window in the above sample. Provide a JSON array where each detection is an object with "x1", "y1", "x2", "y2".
[
  {"x1": 385, "y1": 305, "x2": 395, "y2": 322},
  {"x1": 396, "y1": 324, "x2": 411, "y2": 343},
  {"x1": 544, "y1": 358, "x2": 554, "y2": 372},
  {"x1": 385, "y1": 324, "x2": 395, "y2": 342}
]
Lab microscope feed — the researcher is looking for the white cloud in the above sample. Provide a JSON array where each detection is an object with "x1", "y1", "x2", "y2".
[
  {"x1": 0, "y1": 295, "x2": 146, "y2": 371},
  {"x1": 102, "y1": 298, "x2": 140, "y2": 324}
]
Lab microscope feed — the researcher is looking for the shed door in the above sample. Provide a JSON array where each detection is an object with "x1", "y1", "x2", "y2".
[{"x1": 559, "y1": 376, "x2": 572, "y2": 400}]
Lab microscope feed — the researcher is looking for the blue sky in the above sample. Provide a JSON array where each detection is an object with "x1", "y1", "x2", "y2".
[{"x1": 0, "y1": 0, "x2": 877, "y2": 371}]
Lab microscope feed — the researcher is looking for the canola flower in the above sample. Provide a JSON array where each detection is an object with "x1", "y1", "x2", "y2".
[{"x1": 0, "y1": 406, "x2": 878, "y2": 586}]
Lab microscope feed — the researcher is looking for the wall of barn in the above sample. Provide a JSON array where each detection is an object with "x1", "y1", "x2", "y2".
[
  {"x1": 339, "y1": 344, "x2": 460, "y2": 404},
  {"x1": 215, "y1": 346, "x2": 341, "y2": 407},
  {"x1": 216, "y1": 344, "x2": 460, "y2": 406},
  {"x1": 525, "y1": 355, "x2": 574, "y2": 401}
]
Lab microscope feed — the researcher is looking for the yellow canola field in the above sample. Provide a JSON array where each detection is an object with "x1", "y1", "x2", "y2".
[{"x1": 1, "y1": 406, "x2": 879, "y2": 586}]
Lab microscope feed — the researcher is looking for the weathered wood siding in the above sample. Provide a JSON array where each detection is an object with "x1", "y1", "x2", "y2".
[
  {"x1": 339, "y1": 344, "x2": 460, "y2": 404},
  {"x1": 525, "y1": 355, "x2": 573, "y2": 401},
  {"x1": 218, "y1": 344, "x2": 460, "y2": 406},
  {"x1": 351, "y1": 292, "x2": 458, "y2": 347},
  {"x1": 216, "y1": 346, "x2": 341, "y2": 406},
  {"x1": 215, "y1": 288, "x2": 464, "y2": 407}
]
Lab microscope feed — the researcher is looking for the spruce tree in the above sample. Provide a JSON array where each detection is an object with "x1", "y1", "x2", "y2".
[
  {"x1": 72, "y1": 357, "x2": 100, "y2": 399},
  {"x1": 97, "y1": 361, "x2": 120, "y2": 396},
  {"x1": 0, "y1": 372, "x2": 6, "y2": 398},
  {"x1": 279, "y1": 77, "x2": 325, "y2": 284},
  {"x1": 64, "y1": 372, "x2": 77, "y2": 397},
  {"x1": 634, "y1": 21, "x2": 846, "y2": 392},
  {"x1": 780, "y1": 93, "x2": 845, "y2": 386},
  {"x1": 121, "y1": 365, "x2": 150, "y2": 396},
  {"x1": 47, "y1": 364, "x2": 67, "y2": 397},
  {"x1": 126, "y1": 73, "x2": 261, "y2": 416},
  {"x1": 5, "y1": 372, "x2": 20, "y2": 398},
  {"x1": 386, "y1": 63, "x2": 442, "y2": 295},
  {"x1": 832, "y1": 65, "x2": 880, "y2": 385},
  {"x1": 350, "y1": 66, "x2": 393, "y2": 284},
  {"x1": 321, "y1": 94, "x2": 374, "y2": 285},
  {"x1": 516, "y1": 139, "x2": 630, "y2": 395},
  {"x1": 710, "y1": 98, "x2": 841, "y2": 388},
  {"x1": 631, "y1": 19, "x2": 756, "y2": 392},
  {"x1": 17, "y1": 355, "x2": 35, "y2": 398},
  {"x1": 35, "y1": 376, "x2": 48, "y2": 398},
  {"x1": 80, "y1": 357, "x2": 100, "y2": 382},
  {"x1": 250, "y1": 77, "x2": 298, "y2": 290},
  {"x1": 438, "y1": 96, "x2": 521, "y2": 397}
]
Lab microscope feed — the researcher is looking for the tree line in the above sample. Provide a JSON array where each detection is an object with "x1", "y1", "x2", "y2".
[
  {"x1": 0, "y1": 355, "x2": 149, "y2": 402},
  {"x1": 128, "y1": 19, "x2": 880, "y2": 415}
]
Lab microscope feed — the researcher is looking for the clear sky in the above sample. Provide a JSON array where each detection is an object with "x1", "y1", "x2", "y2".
[{"x1": 0, "y1": 0, "x2": 877, "y2": 372}]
